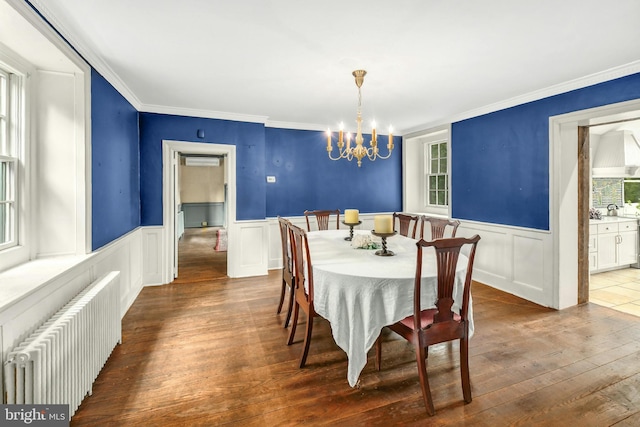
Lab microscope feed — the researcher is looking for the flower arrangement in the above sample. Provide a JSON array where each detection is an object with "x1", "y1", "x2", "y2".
[{"x1": 351, "y1": 234, "x2": 380, "y2": 250}]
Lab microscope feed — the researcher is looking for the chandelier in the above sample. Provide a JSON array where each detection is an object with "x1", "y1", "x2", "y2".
[{"x1": 326, "y1": 70, "x2": 393, "y2": 167}]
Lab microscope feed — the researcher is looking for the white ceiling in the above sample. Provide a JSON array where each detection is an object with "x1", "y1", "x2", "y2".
[{"x1": 6, "y1": 0, "x2": 640, "y2": 134}]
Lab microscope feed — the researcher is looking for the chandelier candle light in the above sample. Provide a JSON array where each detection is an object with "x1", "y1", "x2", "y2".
[{"x1": 327, "y1": 70, "x2": 394, "y2": 167}]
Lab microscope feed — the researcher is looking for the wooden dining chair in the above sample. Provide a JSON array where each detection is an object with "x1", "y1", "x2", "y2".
[
  {"x1": 276, "y1": 216, "x2": 295, "y2": 328},
  {"x1": 421, "y1": 216, "x2": 461, "y2": 240},
  {"x1": 304, "y1": 209, "x2": 340, "y2": 231},
  {"x1": 287, "y1": 222, "x2": 321, "y2": 368},
  {"x1": 393, "y1": 212, "x2": 420, "y2": 238},
  {"x1": 376, "y1": 234, "x2": 481, "y2": 415}
]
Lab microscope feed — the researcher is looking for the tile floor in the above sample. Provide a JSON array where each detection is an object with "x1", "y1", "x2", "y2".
[{"x1": 590, "y1": 267, "x2": 640, "y2": 316}]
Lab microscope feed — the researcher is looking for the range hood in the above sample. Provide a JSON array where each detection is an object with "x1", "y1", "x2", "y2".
[{"x1": 592, "y1": 130, "x2": 640, "y2": 176}]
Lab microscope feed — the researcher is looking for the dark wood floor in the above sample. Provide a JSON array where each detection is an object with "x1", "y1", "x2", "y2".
[
  {"x1": 173, "y1": 227, "x2": 227, "y2": 283},
  {"x1": 70, "y1": 234, "x2": 640, "y2": 426}
]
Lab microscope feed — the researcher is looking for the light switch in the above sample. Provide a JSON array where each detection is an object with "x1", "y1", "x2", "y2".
[{"x1": 266, "y1": 176, "x2": 276, "y2": 183}]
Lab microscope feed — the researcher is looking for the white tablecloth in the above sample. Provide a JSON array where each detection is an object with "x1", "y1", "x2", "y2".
[{"x1": 307, "y1": 229, "x2": 472, "y2": 387}]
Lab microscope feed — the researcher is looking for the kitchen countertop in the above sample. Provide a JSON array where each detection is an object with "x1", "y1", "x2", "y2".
[{"x1": 590, "y1": 216, "x2": 639, "y2": 224}]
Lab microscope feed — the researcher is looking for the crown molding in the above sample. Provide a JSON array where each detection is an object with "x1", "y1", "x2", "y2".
[
  {"x1": 26, "y1": 0, "x2": 143, "y2": 110},
  {"x1": 139, "y1": 103, "x2": 269, "y2": 124},
  {"x1": 265, "y1": 121, "x2": 325, "y2": 131},
  {"x1": 402, "y1": 60, "x2": 640, "y2": 136},
  {"x1": 17, "y1": 1, "x2": 640, "y2": 136}
]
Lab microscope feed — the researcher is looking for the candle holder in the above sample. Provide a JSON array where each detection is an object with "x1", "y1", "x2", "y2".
[
  {"x1": 371, "y1": 230, "x2": 397, "y2": 256},
  {"x1": 342, "y1": 221, "x2": 362, "y2": 241}
]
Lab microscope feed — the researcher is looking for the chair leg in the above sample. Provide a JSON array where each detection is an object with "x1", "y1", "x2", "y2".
[
  {"x1": 300, "y1": 313, "x2": 314, "y2": 368},
  {"x1": 460, "y1": 337, "x2": 472, "y2": 403},
  {"x1": 287, "y1": 302, "x2": 299, "y2": 345},
  {"x1": 416, "y1": 344, "x2": 435, "y2": 416},
  {"x1": 283, "y1": 283, "x2": 295, "y2": 328},
  {"x1": 299, "y1": 313, "x2": 314, "y2": 368},
  {"x1": 375, "y1": 335, "x2": 382, "y2": 371},
  {"x1": 277, "y1": 278, "x2": 286, "y2": 314}
]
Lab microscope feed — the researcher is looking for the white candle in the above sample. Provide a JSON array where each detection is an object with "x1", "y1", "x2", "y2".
[
  {"x1": 374, "y1": 215, "x2": 393, "y2": 233},
  {"x1": 345, "y1": 209, "x2": 359, "y2": 223}
]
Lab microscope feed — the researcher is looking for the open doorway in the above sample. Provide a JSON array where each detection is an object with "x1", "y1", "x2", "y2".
[
  {"x1": 585, "y1": 115, "x2": 640, "y2": 316},
  {"x1": 162, "y1": 140, "x2": 237, "y2": 284},
  {"x1": 173, "y1": 154, "x2": 228, "y2": 282}
]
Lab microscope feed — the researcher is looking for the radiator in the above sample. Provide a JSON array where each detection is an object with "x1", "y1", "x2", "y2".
[{"x1": 3, "y1": 271, "x2": 122, "y2": 416}]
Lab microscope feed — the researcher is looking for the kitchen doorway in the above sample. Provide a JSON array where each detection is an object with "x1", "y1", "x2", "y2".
[{"x1": 579, "y1": 112, "x2": 640, "y2": 316}]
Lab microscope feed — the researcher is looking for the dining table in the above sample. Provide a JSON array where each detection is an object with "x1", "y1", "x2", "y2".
[{"x1": 306, "y1": 229, "x2": 473, "y2": 387}]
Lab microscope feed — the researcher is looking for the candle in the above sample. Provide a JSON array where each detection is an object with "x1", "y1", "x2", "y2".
[
  {"x1": 345, "y1": 209, "x2": 359, "y2": 223},
  {"x1": 388, "y1": 125, "x2": 393, "y2": 148},
  {"x1": 374, "y1": 215, "x2": 393, "y2": 233},
  {"x1": 327, "y1": 129, "x2": 332, "y2": 150},
  {"x1": 339, "y1": 122, "x2": 344, "y2": 144},
  {"x1": 371, "y1": 121, "x2": 377, "y2": 143}
]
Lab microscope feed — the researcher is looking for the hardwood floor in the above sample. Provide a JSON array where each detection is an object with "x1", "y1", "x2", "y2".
[
  {"x1": 173, "y1": 227, "x2": 227, "y2": 283},
  {"x1": 70, "y1": 242, "x2": 640, "y2": 426}
]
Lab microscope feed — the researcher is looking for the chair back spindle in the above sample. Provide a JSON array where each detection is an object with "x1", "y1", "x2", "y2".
[{"x1": 304, "y1": 209, "x2": 340, "y2": 231}]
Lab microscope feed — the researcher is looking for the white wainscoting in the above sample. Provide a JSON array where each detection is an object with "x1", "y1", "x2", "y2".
[
  {"x1": 227, "y1": 221, "x2": 269, "y2": 278},
  {"x1": 142, "y1": 226, "x2": 164, "y2": 286},
  {"x1": 457, "y1": 222, "x2": 553, "y2": 308}
]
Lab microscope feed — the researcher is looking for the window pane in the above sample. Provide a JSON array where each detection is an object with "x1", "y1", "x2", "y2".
[
  {"x1": 0, "y1": 203, "x2": 8, "y2": 244},
  {"x1": 429, "y1": 190, "x2": 437, "y2": 205},
  {"x1": 439, "y1": 142, "x2": 447, "y2": 158},
  {"x1": 0, "y1": 160, "x2": 14, "y2": 245},
  {"x1": 0, "y1": 119, "x2": 6, "y2": 155},
  {"x1": 437, "y1": 190, "x2": 445, "y2": 205},
  {"x1": 429, "y1": 175, "x2": 436, "y2": 188},
  {"x1": 440, "y1": 158, "x2": 447, "y2": 173},
  {"x1": 437, "y1": 175, "x2": 446, "y2": 190},
  {"x1": 431, "y1": 144, "x2": 438, "y2": 158},
  {"x1": 431, "y1": 159, "x2": 438, "y2": 173}
]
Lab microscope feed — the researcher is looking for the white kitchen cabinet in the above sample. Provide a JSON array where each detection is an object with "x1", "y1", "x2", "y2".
[
  {"x1": 593, "y1": 220, "x2": 638, "y2": 272},
  {"x1": 588, "y1": 224, "x2": 598, "y2": 271},
  {"x1": 618, "y1": 229, "x2": 638, "y2": 265}
]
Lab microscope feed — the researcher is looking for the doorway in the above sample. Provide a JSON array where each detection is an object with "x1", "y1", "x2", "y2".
[
  {"x1": 162, "y1": 140, "x2": 237, "y2": 284},
  {"x1": 572, "y1": 103, "x2": 640, "y2": 309},
  {"x1": 584, "y1": 116, "x2": 640, "y2": 316},
  {"x1": 174, "y1": 154, "x2": 228, "y2": 281}
]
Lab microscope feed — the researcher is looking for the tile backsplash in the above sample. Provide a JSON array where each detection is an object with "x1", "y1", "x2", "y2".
[{"x1": 592, "y1": 178, "x2": 624, "y2": 208}]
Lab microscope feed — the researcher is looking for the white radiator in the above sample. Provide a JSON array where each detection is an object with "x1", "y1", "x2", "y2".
[{"x1": 3, "y1": 271, "x2": 122, "y2": 416}]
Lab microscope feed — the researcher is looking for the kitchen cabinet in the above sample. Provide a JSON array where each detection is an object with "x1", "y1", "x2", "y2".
[
  {"x1": 588, "y1": 224, "x2": 598, "y2": 270},
  {"x1": 592, "y1": 219, "x2": 638, "y2": 272}
]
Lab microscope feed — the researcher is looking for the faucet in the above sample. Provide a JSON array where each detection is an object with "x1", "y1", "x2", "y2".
[{"x1": 607, "y1": 204, "x2": 619, "y2": 216}]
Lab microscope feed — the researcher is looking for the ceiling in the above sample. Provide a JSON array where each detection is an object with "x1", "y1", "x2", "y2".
[{"x1": 5, "y1": 0, "x2": 640, "y2": 134}]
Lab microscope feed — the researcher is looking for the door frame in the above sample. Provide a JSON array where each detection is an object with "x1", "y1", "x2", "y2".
[
  {"x1": 550, "y1": 98, "x2": 640, "y2": 308},
  {"x1": 162, "y1": 140, "x2": 237, "y2": 283}
]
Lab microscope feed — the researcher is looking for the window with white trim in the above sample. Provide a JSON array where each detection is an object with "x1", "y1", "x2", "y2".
[
  {"x1": 0, "y1": 65, "x2": 21, "y2": 251},
  {"x1": 425, "y1": 140, "x2": 448, "y2": 207},
  {"x1": 403, "y1": 127, "x2": 450, "y2": 216}
]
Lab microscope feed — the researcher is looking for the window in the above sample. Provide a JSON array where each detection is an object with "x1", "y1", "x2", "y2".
[
  {"x1": 404, "y1": 127, "x2": 450, "y2": 215},
  {"x1": 425, "y1": 140, "x2": 448, "y2": 207},
  {"x1": 0, "y1": 66, "x2": 20, "y2": 251}
]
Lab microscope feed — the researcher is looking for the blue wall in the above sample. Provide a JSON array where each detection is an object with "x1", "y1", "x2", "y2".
[
  {"x1": 452, "y1": 72, "x2": 640, "y2": 230},
  {"x1": 91, "y1": 67, "x2": 640, "y2": 247},
  {"x1": 91, "y1": 70, "x2": 140, "y2": 250},
  {"x1": 139, "y1": 113, "x2": 266, "y2": 224},
  {"x1": 265, "y1": 128, "x2": 402, "y2": 217},
  {"x1": 137, "y1": 118, "x2": 402, "y2": 225}
]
